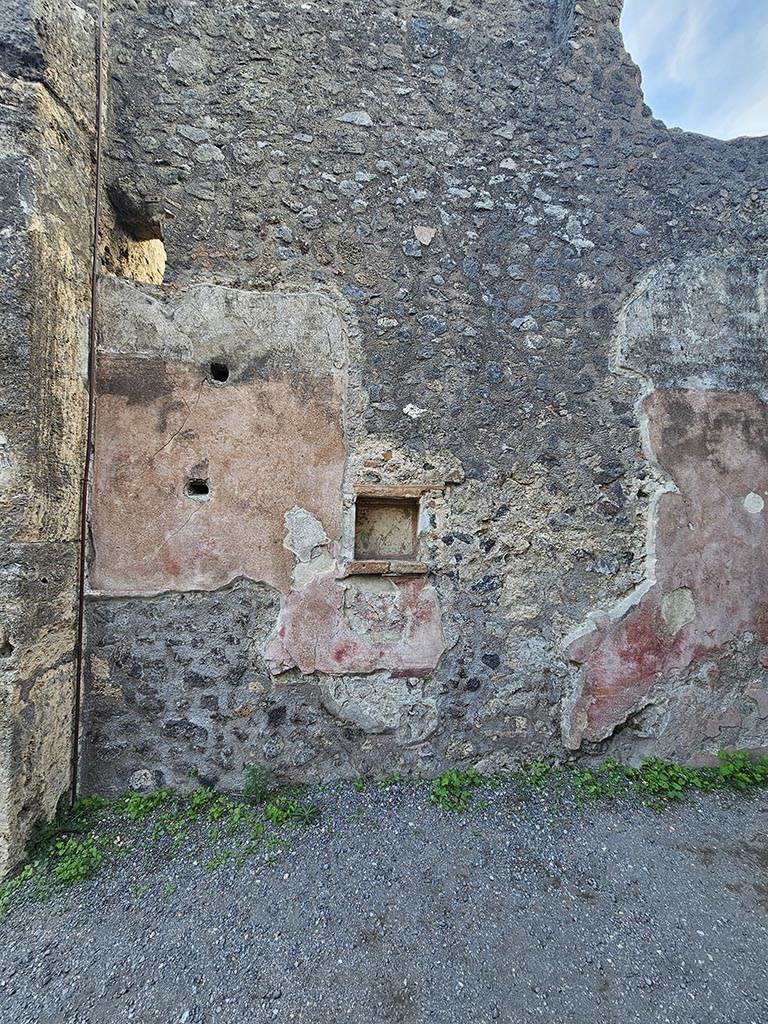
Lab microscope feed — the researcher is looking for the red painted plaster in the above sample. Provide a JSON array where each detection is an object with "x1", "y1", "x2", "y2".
[
  {"x1": 568, "y1": 390, "x2": 768, "y2": 745},
  {"x1": 90, "y1": 356, "x2": 345, "y2": 596},
  {"x1": 266, "y1": 572, "x2": 445, "y2": 677}
]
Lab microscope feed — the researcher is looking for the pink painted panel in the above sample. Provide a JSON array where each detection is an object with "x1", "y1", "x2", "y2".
[
  {"x1": 90, "y1": 356, "x2": 345, "y2": 596},
  {"x1": 568, "y1": 390, "x2": 768, "y2": 744},
  {"x1": 267, "y1": 573, "x2": 445, "y2": 678}
]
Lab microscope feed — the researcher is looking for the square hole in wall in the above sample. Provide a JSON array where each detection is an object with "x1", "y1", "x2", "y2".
[{"x1": 354, "y1": 496, "x2": 419, "y2": 561}]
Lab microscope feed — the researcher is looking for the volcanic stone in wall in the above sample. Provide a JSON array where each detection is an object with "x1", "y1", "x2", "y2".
[
  {"x1": 92, "y1": 0, "x2": 768, "y2": 778},
  {"x1": 81, "y1": 580, "x2": 284, "y2": 795}
]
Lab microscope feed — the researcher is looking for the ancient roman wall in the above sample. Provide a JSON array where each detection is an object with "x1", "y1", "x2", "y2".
[
  {"x1": 77, "y1": 0, "x2": 768, "y2": 795},
  {"x1": 0, "y1": 0, "x2": 95, "y2": 875},
  {"x1": 2, "y1": 0, "x2": 768, "y2": 873}
]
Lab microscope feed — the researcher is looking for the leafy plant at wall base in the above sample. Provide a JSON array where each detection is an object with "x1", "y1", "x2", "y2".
[
  {"x1": 569, "y1": 758, "x2": 640, "y2": 803},
  {"x1": 428, "y1": 768, "x2": 483, "y2": 811},
  {"x1": 377, "y1": 770, "x2": 404, "y2": 788},
  {"x1": 120, "y1": 789, "x2": 172, "y2": 821},
  {"x1": 712, "y1": 750, "x2": 768, "y2": 790},
  {"x1": 3, "y1": 750, "x2": 768, "y2": 921},
  {"x1": 28, "y1": 795, "x2": 109, "y2": 858},
  {"x1": 525, "y1": 762, "x2": 553, "y2": 789},
  {"x1": 264, "y1": 795, "x2": 319, "y2": 828},
  {"x1": 52, "y1": 835, "x2": 106, "y2": 884},
  {"x1": 638, "y1": 758, "x2": 701, "y2": 801}
]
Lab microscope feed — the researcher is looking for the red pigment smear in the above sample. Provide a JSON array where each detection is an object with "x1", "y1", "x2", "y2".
[
  {"x1": 584, "y1": 602, "x2": 676, "y2": 698},
  {"x1": 332, "y1": 642, "x2": 354, "y2": 662}
]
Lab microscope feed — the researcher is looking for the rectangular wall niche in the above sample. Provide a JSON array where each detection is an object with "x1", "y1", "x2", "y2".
[{"x1": 354, "y1": 496, "x2": 419, "y2": 560}]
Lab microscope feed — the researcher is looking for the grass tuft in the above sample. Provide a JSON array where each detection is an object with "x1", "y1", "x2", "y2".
[
  {"x1": 428, "y1": 768, "x2": 484, "y2": 811},
  {"x1": 0, "y1": 767, "x2": 323, "y2": 916}
]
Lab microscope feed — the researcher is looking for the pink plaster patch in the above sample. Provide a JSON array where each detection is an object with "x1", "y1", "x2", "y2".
[
  {"x1": 266, "y1": 572, "x2": 445, "y2": 677},
  {"x1": 567, "y1": 390, "x2": 768, "y2": 745},
  {"x1": 90, "y1": 357, "x2": 345, "y2": 596}
]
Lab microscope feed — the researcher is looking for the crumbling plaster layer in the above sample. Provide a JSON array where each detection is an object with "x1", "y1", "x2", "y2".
[
  {"x1": 0, "y1": 0, "x2": 94, "y2": 877},
  {"x1": 567, "y1": 389, "x2": 768, "y2": 747},
  {"x1": 92, "y1": 279, "x2": 348, "y2": 596},
  {"x1": 267, "y1": 572, "x2": 445, "y2": 678},
  {"x1": 564, "y1": 255, "x2": 768, "y2": 755},
  {"x1": 88, "y1": 276, "x2": 448, "y2": 792},
  {"x1": 97, "y1": 277, "x2": 348, "y2": 377},
  {"x1": 619, "y1": 257, "x2": 768, "y2": 398},
  {"x1": 81, "y1": 580, "x2": 446, "y2": 795}
]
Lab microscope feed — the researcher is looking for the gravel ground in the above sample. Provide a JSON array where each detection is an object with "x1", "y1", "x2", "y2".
[{"x1": 1, "y1": 783, "x2": 767, "y2": 1024}]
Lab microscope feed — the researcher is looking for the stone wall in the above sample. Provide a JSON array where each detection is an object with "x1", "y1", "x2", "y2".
[
  {"x1": 0, "y1": 0, "x2": 94, "y2": 875},
  {"x1": 2, "y1": 0, "x2": 768, "y2": 854},
  {"x1": 75, "y1": 0, "x2": 768, "y2": 795}
]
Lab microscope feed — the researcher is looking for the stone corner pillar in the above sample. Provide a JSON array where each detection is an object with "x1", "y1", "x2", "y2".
[{"x1": 0, "y1": 0, "x2": 95, "y2": 878}]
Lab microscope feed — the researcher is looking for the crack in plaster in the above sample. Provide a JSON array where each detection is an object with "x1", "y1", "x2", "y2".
[{"x1": 147, "y1": 378, "x2": 204, "y2": 462}]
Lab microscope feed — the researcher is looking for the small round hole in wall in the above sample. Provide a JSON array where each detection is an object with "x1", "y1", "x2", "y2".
[
  {"x1": 210, "y1": 361, "x2": 229, "y2": 383},
  {"x1": 184, "y1": 478, "x2": 211, "y2": 500}
]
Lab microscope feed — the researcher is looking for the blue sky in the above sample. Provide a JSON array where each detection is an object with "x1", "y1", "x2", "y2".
[{"x1": 621, "y1": 0, "x2": 768, "y2": 139}]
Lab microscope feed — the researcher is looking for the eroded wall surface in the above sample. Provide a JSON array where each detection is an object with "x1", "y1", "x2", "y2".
[
  {"x1": 83, "y1": 277, "x2": 450, "y2": 790},
  {"x1": 565, "y1": 257, "x2": 768, "y2": 757},
  {"x1": 78, "y1": 0, "x2": 768, "y2": 792},
  {"x1": 0, "y1": 0, "x2": 94, "y2": 874}
]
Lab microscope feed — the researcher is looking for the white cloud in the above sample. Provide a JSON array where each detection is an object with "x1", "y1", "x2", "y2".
[
  {"x1": 666, "y1": 1, "x2": 714, "y2": 82},
  {"x1": 621, "y1": 0, "x2": 768, "y2": 139}
]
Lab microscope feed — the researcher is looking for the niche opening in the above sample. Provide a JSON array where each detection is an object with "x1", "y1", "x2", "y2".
[{"x1": 354, "y1": 496, "x2": 419, "y2": 561}]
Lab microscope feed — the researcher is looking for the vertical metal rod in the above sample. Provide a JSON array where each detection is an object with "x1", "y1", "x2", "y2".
[{"x1": 70, "y1": 0, "x2": 105, "y2": 803}]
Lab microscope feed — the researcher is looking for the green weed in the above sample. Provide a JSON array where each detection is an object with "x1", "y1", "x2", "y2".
[
  {"x1": 709, "y1": 749, "x2": 768, "y2": 790},
  {"x1": 428, "y1": 768, "x2": 483, "y2": 811},
  {"x1": 377, "y1": 770, "x2": 404, "y2": 789},
  {"x1": 204, "y1": 850, "x2": 232, "y2": 872},
  {"x1": 3, "y1": 751, "x2": 766, "y2": 923},
  {"x1": 637, "y1": 751, "x2": 768, "y2": 802},
  {"x1": 28, "y1": 795, "x2": 108, "y2": 858},
  {"x1": 0, "y1": 764, "x2": 326, "y2": 919},
  {"x1": 524, "y1": 761, "x2": 553, "y2": 789},
  {"x1": 638, "y1": 758, "x2": 699, "y2": 801},
  {"x1": 52, "y1": 834, "x2": 106, "y2": 884},
  {"x1": 515, "y1": 752, "x2": 768, "y2": 807},
  {"x1": 264, "y1": 795, "x2": 319, "y2": 828},
  {"x1": 119, "y1": 788, "x2": 172, "y2": 820}
]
